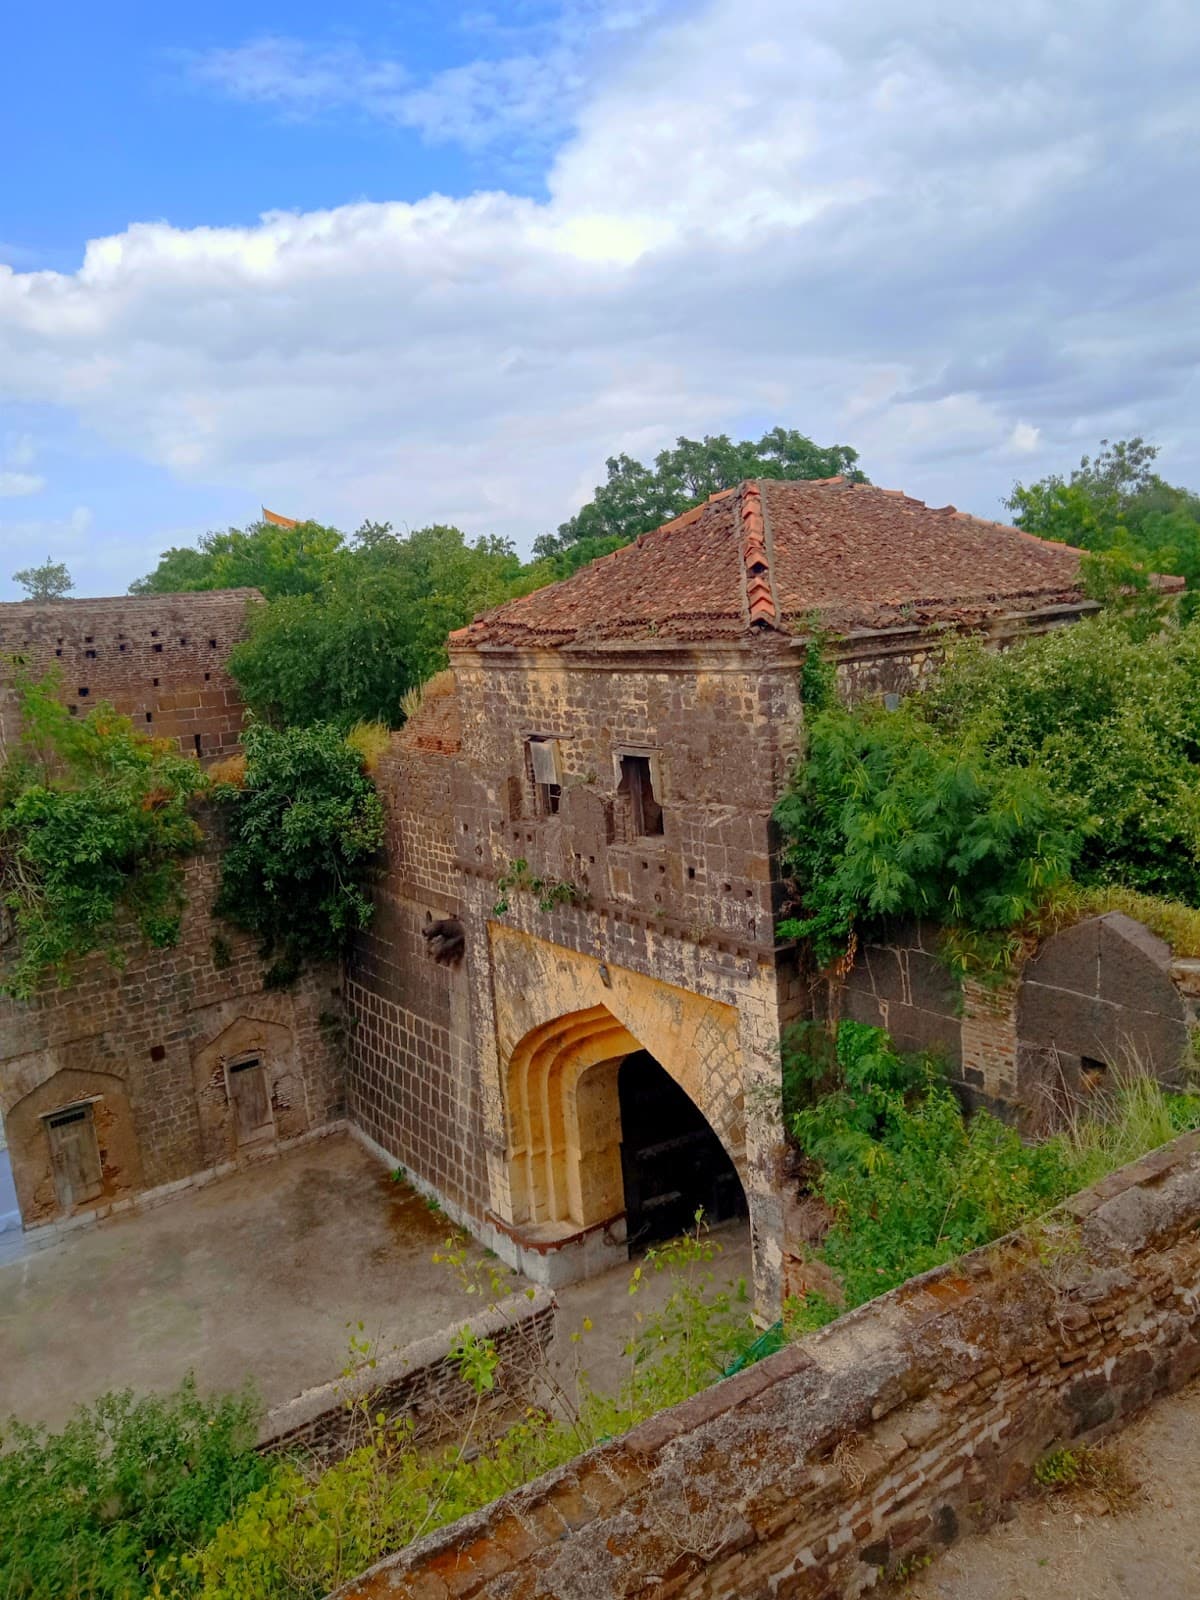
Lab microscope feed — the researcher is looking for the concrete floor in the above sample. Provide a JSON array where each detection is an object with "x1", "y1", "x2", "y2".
[
  {"x1": 0, "y1": 1132, "x2": 526, "y2": 1431},
  {"x1": 546, "y1": 1218, "x2": 754, "y2": 1403}
]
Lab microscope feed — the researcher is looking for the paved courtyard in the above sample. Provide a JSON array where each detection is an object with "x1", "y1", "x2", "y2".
[{"x1": 0, "y1": 1131, "x2": 525, "y2": 1430}]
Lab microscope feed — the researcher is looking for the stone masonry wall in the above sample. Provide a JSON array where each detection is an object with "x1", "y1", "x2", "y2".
[
  {"x1": 260, "y1": 1288, "x2": 556, "y2": 1466},
  {"x1": 0, "y1": 808, "x2": 343, "y2": 1227},
  {"x1": 841, "y1": 912, "x2": 1198, "y2": 1129},
  {"x1": 337, "y1": 1130, "x2": 1200, "y2": 1600},
  {"x1": 0, "y1": 591, "x2": 257, "y2": 761}
]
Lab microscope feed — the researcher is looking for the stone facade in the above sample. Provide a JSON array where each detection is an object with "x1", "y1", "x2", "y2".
[
  {"x1": 0, "y1": 813, "x2": 344, "y2": 1229},
  {"x1": 0, "y1": 590, "x2": 257, "y2": 761},
  {"x1": 842, "y1": 912, "x2": 1200, "y2": 1130},
  {"x1": 345, "y1": 639, "x2": 812, "y2": 1311},
  {"x1": 336, "y1": 1129, "x2": 1200, "y2": 1600}
]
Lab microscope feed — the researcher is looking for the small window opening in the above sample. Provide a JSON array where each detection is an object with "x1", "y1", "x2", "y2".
[
  {"x1": 84, "y1": 635, "x2": 94, "y2": 644},
  {"x1": 119, "y1": 642, "x2": 128, "y2": 652},
  {"x1": 203, "y1": 671, "x2": 211, "y2": 681},
  {"x1": 78, "y1": 687, "x2": 89, "y2": 697},
  {"x1": 179, "y1": 636, "x2": 188, "y2": 645},
  {"x1": 150, "y1": 629, "x2": 159, "y2": 637},
  {"x1": 527, "y1": 737, "x2": 562, "y2": 817},
  {"x1": 85, "y1": 648, "x2": 96, "y2": 659},
  {"x1": 149, "y1": 1043, "x2": 166, "y2": 1062},
  {"x1": 152, "y1": 676, "x2": 160, "y2": 686},
  {"x1": 153, "y1": 642, "x2": 163, "y2": 653},
  {"x1": 618, "y1": 754, "x2": 664, "y2": 837},
  {"x1": 145, "y1": 712, "x2": 153, "y2": 723},
  {"x1": 55, "y1": 648, "x2": 62, "y2": 657},
  {"x1": 193, "y1": 734, "x2": 203, "y2": 755},
  {"x1": 209, "y1": 638, "x2": 218, "y2": 648}
]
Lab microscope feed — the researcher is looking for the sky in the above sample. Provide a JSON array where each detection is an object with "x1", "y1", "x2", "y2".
[{"x1": 1, "y1": 0, "x2": 1198, "y2": 598}]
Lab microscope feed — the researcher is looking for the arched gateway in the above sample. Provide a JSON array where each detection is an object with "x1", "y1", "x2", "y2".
[{"x1": 503, "y1": 1003, "x2": 747, "y2": 1247}]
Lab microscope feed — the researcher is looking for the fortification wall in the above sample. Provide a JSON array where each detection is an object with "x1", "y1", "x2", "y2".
[
  {"x1": 337, "y1": 1129, "x2": 1200, "y2": 1600},
  {"x1": 0, "y1": 590, "x2": 257, "y2": 761},
  {"x1": 0, "y1": 809, "x2": 343, "y2": 1229}
]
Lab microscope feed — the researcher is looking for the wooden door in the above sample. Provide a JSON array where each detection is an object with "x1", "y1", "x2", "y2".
[
  {"x1": 46, "y1": 1104, "x2": 103, "y2": 1211},
  {"x1": 228, "y1": 1057, "x2": 272, "y2": 1145}
]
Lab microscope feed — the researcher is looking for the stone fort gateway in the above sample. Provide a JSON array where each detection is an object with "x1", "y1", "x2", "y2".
[{"x1": 3, "y1": 477, "x2": 1198, "y2": 1319}]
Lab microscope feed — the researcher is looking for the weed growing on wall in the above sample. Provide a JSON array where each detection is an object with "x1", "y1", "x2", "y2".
[
  {"x1": 777, "y1": 615, "x2": 1200, "y2": 973},
  {"x1": 213, "y1": 721, "x2": 384, "y2": 986},
  {"x1": 783, "y1": 1021, "x2": 1200, "y2": 1329},
  {"x1": 0, "y1": 672, "x2": 207, "y2": 998}
]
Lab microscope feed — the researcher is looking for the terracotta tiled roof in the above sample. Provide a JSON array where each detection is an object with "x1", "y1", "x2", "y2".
[{"x1": 453, "y1": 478, "x2": 1105, "y2": 649}]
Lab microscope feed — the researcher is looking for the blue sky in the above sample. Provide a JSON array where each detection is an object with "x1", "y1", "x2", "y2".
[{"x1": 2, "y1": 0, "x2": 1198, "y2": 597}]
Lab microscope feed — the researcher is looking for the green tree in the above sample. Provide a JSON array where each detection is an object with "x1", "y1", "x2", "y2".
[
  {"x1": 12, "y1": 557, "x2": 74, "y2": 601},
  {"x1": 213, "y1": 722, "x2": 385, "y2": 985},
  {"x1": 130, "y1": 520, "x2": 344, "y2": 599},
  {"x1": 1006, "y1": 438, "x2": 1200, "y2": 621},
  {"x1": 534, "y1": 427, "x2": 865, "y2": 557},
  {"x1": 229, "y1": 525, "x2": 531, "y2": 728},
  {"x1": 776, "y1": 616, "x2": 1200, "y2": 971}
]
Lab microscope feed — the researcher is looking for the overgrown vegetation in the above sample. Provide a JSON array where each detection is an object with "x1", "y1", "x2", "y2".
[
  {"x1": 7, "y1": 1228, "x2": 754, "y2": 1600},
  {"x1": 213, "y1": 722, "x2": 385, "y2": 986},
  {"x1": 777, "y1": 614, "x2": 1200, "y2": 973},
  {"x1": 1034, "y1": 1442, "x2": 1139, "y2": 1513},
  {"x1": 0, "y1": 673, "x2": 206, "y2": 998},
  {"x1": 0, "y1": 1378, "x2": 269, "y2": 1600},
  {"x1": 783, "y1": 1021, "x2": 1200, "y2": 1328}
]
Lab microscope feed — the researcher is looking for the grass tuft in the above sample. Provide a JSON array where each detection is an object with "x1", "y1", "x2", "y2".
[{"x1": 344, "y1": 720, "x2": 391, "y2": 773}]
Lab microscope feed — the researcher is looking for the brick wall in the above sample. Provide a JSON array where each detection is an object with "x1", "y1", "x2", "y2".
[
  {"x1": 0, "y1": 807, "x2": 343, "y2": 1227},
  {"x1": 260, "y1": 1288, "x2": 556, "y2": 1466},
  {"x1": 336, "y1": 1130, "x2": 1200, "y2": 1600},
  {"x1": 0, "y1": 590, "x2": 258, "y2": 761}
]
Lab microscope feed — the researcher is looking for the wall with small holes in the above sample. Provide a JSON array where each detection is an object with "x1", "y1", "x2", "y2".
[{"x1": 0, "y1": 590, "x2": 259, "y2": 762}]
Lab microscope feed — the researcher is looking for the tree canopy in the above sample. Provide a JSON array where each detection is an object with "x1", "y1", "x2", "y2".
[
  {"x1": 1006, "y1": 438, "x2": 1200, "y2": 622},
  {"x1": 777, "y1": 615, "x2": 1200, "y2": 973},
  {"x1": 227, "y1": 524, "x2": 533, "y2": 728},
  {"x1": 534, "y1": 427, "x2": 866, "y2": 563},
  {"x1": 12, "y1": 558, "x2": 73, "y2": 602},
  {"x1": 130, "y1": 520, "x2": 344, "y2": 600}
]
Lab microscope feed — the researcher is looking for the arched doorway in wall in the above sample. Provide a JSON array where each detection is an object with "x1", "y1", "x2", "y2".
[
  {"x1": 617, "y1": 1050, "x2": 746, "y2": 1251},
  {"x1": 502, "y1": 1004, "x2": 748, "y2": 1255}
]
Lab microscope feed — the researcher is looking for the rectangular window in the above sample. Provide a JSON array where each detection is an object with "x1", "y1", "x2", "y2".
[
  {"x1": 619, "y1": 753, "x2": 664, "y2": 837},
  {"x1": 527, "y1": 737, "x2": 562, "y2": 817}
]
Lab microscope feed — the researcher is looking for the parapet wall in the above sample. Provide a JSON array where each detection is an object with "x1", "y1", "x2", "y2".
[
  {"x1": 261, "y1": 1287, "x2": 557, "y2": 1465},
  {"x1": 0, "y1": 590, "x2": 257, "y2": 761},
  {"x1": 336, "y1": 1130, "x2": 1200, "y2": 1600}
]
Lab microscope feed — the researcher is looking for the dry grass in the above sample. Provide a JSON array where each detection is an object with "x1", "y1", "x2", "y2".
[
  {"x1": 1033, "y1": 1443, "x2": 1140, "y2": 1516},
  {"x1": 207, "y1": 752, "x2": 246, "y2": 789},
  {"x1": 399, "y1": 668, "x2": 456, "y2": 725},
  {"x1": 1031, "y1": 882, "x2": 1200, "y2": 959},
  {"x1": 344, "y1": 720, "x2": 391, "y2": 773}
]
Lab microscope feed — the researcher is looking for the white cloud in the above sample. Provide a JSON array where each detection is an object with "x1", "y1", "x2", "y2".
[
  {"x1": 3, "y1": 0, "x2": 1199, "y2": 565},
  {"x1": 0, "y1": 471, "x2": 44, "y2": 497}
]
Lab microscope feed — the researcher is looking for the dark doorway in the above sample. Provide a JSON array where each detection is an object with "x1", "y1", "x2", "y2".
[{"x1": 617, "y1": 1051, "x2": 746, "y2": 1253}]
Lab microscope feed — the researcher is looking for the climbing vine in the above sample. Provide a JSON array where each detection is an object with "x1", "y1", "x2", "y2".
[
  {"x1": 212, "y1": 721, "x2": 385, "y2": 986},
  {"x1": 0, "y1": 672, "x2": 206, "y2": 998}
]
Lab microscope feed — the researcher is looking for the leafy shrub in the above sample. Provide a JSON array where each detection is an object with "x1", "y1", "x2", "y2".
[
  {"x1": 0, "y1": 1377, "x2": 269, "y2": 1600},
  {"x1": 0, "y1": 674, "x2": 207, "y2": 998},
  {"x1": 213, "y1": 722, "x2": 384, "y2": 985},
  {"x1": 785, "y1": 1021, "x2": 1200, "y2": 1327},
  {"x1": 155, "y1": 1228, "x2": 755, "y2": 1600},
  {"x1": 777, "y1": 615, "x2": 1200, "y2": 971}
]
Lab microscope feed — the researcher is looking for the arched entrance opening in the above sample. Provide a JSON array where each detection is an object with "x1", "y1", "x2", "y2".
[
  {"x1": 502, "y1": 1004, "x2": 747, "y2": 1256},
  {"x1": 618, "y1": 1050, "x2": 747, "y2": 1252}
]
